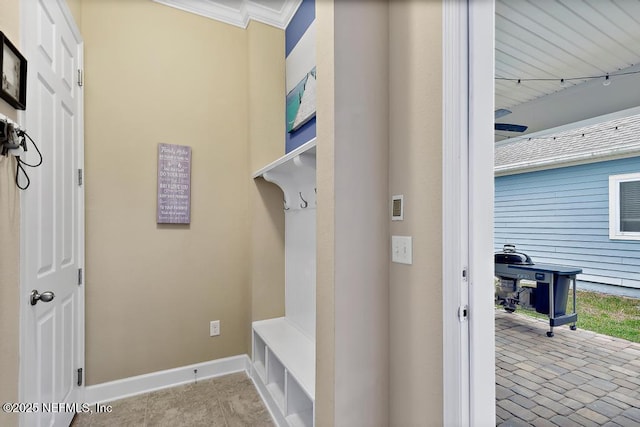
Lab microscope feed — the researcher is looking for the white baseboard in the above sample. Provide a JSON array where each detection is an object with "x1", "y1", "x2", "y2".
[{"x1": 85, "y1": 354, "x2": 251, "y2": 405}]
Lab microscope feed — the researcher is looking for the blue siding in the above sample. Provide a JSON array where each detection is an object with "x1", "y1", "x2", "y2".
[{"x1": 494, "y1": 156, "x2": 640, "y2": 290}]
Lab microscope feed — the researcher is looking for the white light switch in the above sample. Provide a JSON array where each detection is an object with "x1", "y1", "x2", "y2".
[{"x1": 391, "y1": 235, "x2": 412, "y2": 265}]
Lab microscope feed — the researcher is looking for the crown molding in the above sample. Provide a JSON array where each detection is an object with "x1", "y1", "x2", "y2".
[{"x1": 153, "y1": 0, "x2": 302, "y2": 29}]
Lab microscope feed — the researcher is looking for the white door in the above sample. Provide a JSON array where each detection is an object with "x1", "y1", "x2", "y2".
[{"x1": 20, "y1": 0, "x2": 84, "y2": 426}]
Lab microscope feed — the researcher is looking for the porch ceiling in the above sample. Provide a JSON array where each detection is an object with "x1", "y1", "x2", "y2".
[{"x1": 495, "y1": 0, "x2": 640, "y2": 141}]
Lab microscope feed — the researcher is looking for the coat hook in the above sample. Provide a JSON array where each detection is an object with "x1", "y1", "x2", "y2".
[
  {"x1": 284, "y1": 198, "x2": 290, "y2": 210},
  {"x1": 299, "y1": 192, "x2": 308, "y2": 208}
]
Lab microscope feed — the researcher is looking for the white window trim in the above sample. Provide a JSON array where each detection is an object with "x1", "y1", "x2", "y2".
[{"x1": 609, "y1": 172, "x2": 640, "y2": 240}]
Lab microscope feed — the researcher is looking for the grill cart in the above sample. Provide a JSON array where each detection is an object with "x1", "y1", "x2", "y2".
[{"x1": 495, "y1": 244, "x2": 581, "y2": 337}]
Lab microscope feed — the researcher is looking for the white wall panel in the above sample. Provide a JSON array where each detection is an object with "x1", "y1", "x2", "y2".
[{"x1": 284, "y1": 208, "x2": 316, "y2": 339}]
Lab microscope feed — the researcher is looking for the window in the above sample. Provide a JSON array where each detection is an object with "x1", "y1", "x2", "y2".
[{"x1": 609, "y1": 172, "x2": 640, "y2": 240}]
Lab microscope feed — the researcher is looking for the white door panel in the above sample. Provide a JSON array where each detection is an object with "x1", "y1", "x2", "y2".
[{"x1": 21, "y1": 0, "x2": 84, "y2": 426}]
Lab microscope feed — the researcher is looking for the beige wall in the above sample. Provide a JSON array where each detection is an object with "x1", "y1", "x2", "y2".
[
  {"x1": 66, "y1": 0, "x2": 82, "y2": 29},
  {"x1": 316, "y1": 1, "x2": 391, "y2": 425},
  {"x1": 247, "y1": 21, "x2": 286, "y2": 331},
  {"x1": 0, "y1": 1, "x2": 20, "y2": 425},
  {"x1": 81, "y1": 0, "x2": 283, "y2": 385},
  {"x1": 0, "y1": 158, "x2": 19, "y2": 426},
  {"x1": 316, "y1": 1, "x2": 444, "y2": 425},
  {"x1": 389, "y1": 1, "x2": 443, "y2": 424}
]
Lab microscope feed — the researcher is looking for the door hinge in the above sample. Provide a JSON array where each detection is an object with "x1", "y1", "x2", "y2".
[
  {"x1": 77, "y1": 368, "x2": 83, "y2": 386},
  {"x1": 78, "y1": 168, "x2": 83, "y2": 186},
  {"x1": 77, "y1": 69, "x2": 84, "y2": 87},
  {"x1": 78, "y1": 268, "x2": 83, "y2": 285},
  {"x1": 458, "y1": 305, "x2": 469, "y2": 321}
]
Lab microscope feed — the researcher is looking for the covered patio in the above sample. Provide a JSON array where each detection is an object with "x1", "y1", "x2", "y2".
[{"x1": 495, "y1": 310, "x2": 640, "y2": 426}]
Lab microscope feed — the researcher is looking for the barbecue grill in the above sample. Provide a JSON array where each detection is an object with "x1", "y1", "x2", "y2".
[{"x1": 494, "y1": 244, "x2": 581, "y2": 337}]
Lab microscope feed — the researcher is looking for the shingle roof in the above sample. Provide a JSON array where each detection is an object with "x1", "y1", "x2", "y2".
[{"x1": 495, "y1": 113, "x2": 640, "y2": 174}]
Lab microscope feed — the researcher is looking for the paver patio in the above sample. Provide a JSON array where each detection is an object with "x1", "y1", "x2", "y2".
[{"x1": 496, "y1": 309, "x2": 640, "y2": 426}]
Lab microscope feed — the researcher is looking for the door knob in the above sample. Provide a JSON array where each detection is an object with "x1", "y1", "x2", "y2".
[{"x1": 30, "y1": 290, "x2": 55, "y2": 306}]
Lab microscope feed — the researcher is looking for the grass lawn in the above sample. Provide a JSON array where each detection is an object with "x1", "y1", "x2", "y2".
[{"x1": 517, "y1": 289, "x2": 640, "y2": 343}]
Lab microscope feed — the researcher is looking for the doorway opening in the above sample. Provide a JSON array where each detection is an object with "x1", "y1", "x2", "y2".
[{"x1": 493, "y1": 1, "x2": 640, "y2": 425}]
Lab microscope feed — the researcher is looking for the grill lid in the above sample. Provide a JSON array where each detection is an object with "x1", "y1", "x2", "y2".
[{"x1": 494, "y1": 244, "x2": 533, "y2": 265}]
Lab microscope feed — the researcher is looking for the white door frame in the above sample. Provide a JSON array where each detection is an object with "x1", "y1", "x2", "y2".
[
  {"x1": 442, "y1": 1, "x2": 470, "y2": 425},
  {"x1": 442, "y1": 0, "x2": 495, "y2": 425},
  {"x1": 468, "y1": 0, "x2": 496, "y2": 424},
  {"x1": 19, "y1": 0, "x2": 85, "y2": 423}
]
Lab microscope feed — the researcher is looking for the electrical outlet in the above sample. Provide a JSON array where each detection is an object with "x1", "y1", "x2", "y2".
[{"x1": 210, "y1": 320, "x2": 220, "y2": 337}]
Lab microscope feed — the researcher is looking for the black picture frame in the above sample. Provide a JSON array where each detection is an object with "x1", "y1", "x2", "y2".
[{"x1": 0, "y1": 31, "x2": 27, "y2": 110}]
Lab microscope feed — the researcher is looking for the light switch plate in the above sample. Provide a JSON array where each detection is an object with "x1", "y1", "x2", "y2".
[{"x1": 391, "y1": 235, "x2": 412, "y2": 264}]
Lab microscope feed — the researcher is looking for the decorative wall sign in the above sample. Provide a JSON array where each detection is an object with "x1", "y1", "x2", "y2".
[
  {"x1": 157, "y1": 143, "x2": 191, "y2": 224},
  {"x1": 286, "y1": 66, "x2": 316, "y2": 133},
  {"x1": 0, "y1": 32, "x2": 27, "y2": 110}
]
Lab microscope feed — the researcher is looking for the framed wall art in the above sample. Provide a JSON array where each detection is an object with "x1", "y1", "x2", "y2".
[
  {"x1": 157, "y1": 143, "x2": 192, "y2": 224},
  {"x1": 0, "y1": 31, "x2": 27, "y2": 110},
  {"x1": 286, "y1": 66, "x2": 316, "y2": 133}
]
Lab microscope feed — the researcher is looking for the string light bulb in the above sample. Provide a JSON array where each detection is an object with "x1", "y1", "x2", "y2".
[
  {"x1": 603, "y1": 74, "x2": 611, "y2": 86},
  {"x1": 496, "y1": 69, "x2": 640, "y2": 84}
]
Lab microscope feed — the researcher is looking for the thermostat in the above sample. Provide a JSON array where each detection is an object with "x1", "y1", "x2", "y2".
[{"x1": 391, "y1": 195, "x2": 404, "y2": 221}]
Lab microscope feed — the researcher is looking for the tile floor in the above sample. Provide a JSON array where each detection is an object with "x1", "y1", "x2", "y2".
[
  {"x1": 71, "y1": 311, "x2": 640, "y2": 427},
  {"x1": 71, "y1": 372, "x2": 274, "y2": 427}
]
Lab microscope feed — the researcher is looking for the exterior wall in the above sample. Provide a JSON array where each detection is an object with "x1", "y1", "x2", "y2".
[
  {"x1": 0, "y1": 1, "x2": 21, "y2": 425},
  {"x1": 495, "y1": 156, "x2": 640, "y2": 291},
  {"x1": 81, "y1": 0, "x2": 280, "y2": 385}
]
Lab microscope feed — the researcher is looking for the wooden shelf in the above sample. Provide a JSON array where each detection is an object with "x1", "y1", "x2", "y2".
[
  {"x1": 252, "y1": 138, "x2": 317, "y2": 179},
  {"x1": 254, "y1": 360, "x2": 266, "y2": 383},
  {"x1": 286, "y1": 410, "x2": 313, "y2": 427},
  {"x1": 251, "y1": 139, "x2": 317, "y2": 427},
  {"x1": 267, "y1": 382, "x2": 285, "y2": 412},
  {"x1": 253, "y1": 139, "x2": 316, "y2": 212},
  {"x1": 253, "y1": 317, "x2": 315, "y2": 400},
  {"x1": 252, "y1": 318, "x2": 315, "y2": 426},
  {"x1": 253, "y1": 334, "x2": 267, "y2": 382},
  {"x1": 286, "y1": 372, "x2": 314, "y2": 427}
]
